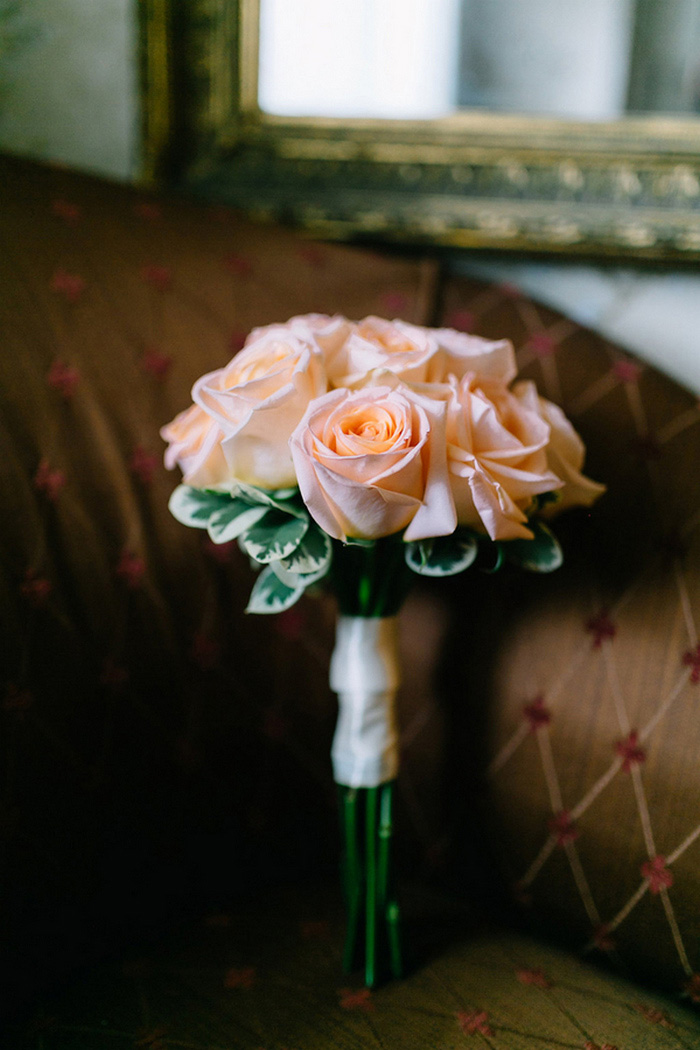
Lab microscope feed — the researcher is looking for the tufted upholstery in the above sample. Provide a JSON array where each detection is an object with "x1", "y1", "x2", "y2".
[
  {"x1": 0, "y1": 156, "x2": 434, "y2": 1013},
  {"x1": 432, "y1": 277, "x2": 700, "y2": 1001},
  {"x1": 2, "y1": 156, "x2": 700, "y2": 1043}
]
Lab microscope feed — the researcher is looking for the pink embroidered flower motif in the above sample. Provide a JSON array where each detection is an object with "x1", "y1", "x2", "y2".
[
  {"x1": 516, "y1": 968, "x2": 553, "y2": 989},
  {"x1": 130, "y1": 446, "x2": 159, "y2": 485},
  {"x1": 633, "y1": 434, "x2": 661, "y2": 461},
  {"x1": 20, "y1": 570, "x2": 52, "y2": 607},
  {"x1": 3, "y1": 684, "x2": 33, "y2": 714},
  {"x1": 135, "y1": 1026, "x2": 168, "y2": 1049},
  {"x1": 380, "y1": 291, "x2": 409, "y2": 315},
  {"x1": 584, "y1": 1042, "x2": 618, "y2": 1050},
  {"x1": 262, "y1": 710, "x2": 287, "y2": 741},
  {"x1": 512, "y1": 880, "x2": 533, "y2": 907},
  {"x1": 445, "y1": 310, "x2": 475, "y2": 333},
  {"x1": 50, "y1": 268, "x2": 85, "y2": 303},
  {"x1": 300, "y1": 920, "x2": 331, "y2": 940},
  {"x1": 47, "y1": 360, "x2": 81, "y2": 398},
  {"x1": 229, "y1": 329, "x2": 247, "y2": 353},
  {"x1": 529, "y1": 331, "x2": 557, "y2": 358},
  {"x1": 586, "y1": 610, "x2": 616, "y2": 649},
  {"x1": 51, "y1": 199, "x2": 81, "y2": 223},
  {"x1": 100, "y1": 660, "x2": 129, "y2": 689},
  {"x1": 297, "y1": 245, "x2": 326, "y2": 267},
  {"x1": 116, "y1": 549, "x2": 146, "y2": 589},
  {"x1": 275, "y1": 608, "x2": 306, "y2": 641},
  {"x1": 223, "y1": 253, "x2": 253, "y2": 278},
  {"x1": 498, "y1": 281, "x2": 521, "y2": 299},
  {"x1": 641, "y1": 855, "x2": 673, "y2": 894},
  {"x1": 593, "y1": 924, "x2": 615, "y2": 952},
  {"x1": 456, "y1": 1010, "x2": 494, "y2": 1037},
  {"x1": 202, "y1": 537, "x2": 235, "y2": 564},
  {"x1": 683, "y1": 974, "x2": 700, "y2": 1004},
  {"x1": 133, "y1": 202, "x2": 162, "y2": 221},
  {"x1": 548, "y1": 810, "x2": 579, "y2": 846},
  {"x1": 339, "y1": 987, "x2": 374, "y2": 1012},
  {"x1": 683, "y1": 644, "x2": 700, "y2": 684},
  {"x1": 633, "y1": 1003, "x2": 674, "y2": 1028},
  {"x1": 34, "y1": 459, "x2": 66, "y2": 501},
  {"x1": 204, "y1": 913, "x2": 232, "y2": 928},
  {"x1": 190, "y1": 632, "x2": 220, "y2": 670},
  {"x1": 141, "y1": 348, "x2": 173, "y2": 380},
  {"x1": 612, "y1": 358, "x2": 642, "y2": 384},
  {"x1": 615, "y1": 731, "x2": 646, "y2": 772},
  {"x1": 141, "y1": 264, "x2": 172, "y2": 291},
  {"x1": 223, "y1": 966, "x2": 256, "y2": 990},
  {"x1": 523, "y1": 695, "x2": 551, "y2": 732}
]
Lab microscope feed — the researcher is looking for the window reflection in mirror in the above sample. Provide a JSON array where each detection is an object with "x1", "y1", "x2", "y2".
[{"x1": 258, "y1": 0, "x2": 700, "y2": 122}]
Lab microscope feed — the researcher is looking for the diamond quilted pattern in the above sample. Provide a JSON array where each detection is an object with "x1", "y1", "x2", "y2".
[{"x1": 437, "y1": 275, "x2": 700, "y2": 999}]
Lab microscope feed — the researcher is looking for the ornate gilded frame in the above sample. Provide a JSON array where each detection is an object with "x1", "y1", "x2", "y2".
[{"x1": 139, "y1": 0, "x2": 700, "y2": 261}]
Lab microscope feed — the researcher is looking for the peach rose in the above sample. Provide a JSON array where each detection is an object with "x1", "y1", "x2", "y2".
[
  {"x1": 193, "y1": 329, "x2": 327, "y2": 489},
  {"x1": 160, "y1": 403, "x2": 229, "y2": 489},
  {"x1": 513, "y1": 382, "x2": 606, "y2": 512},
  {"x1": 326, "y1": 317, "x2": 439, "y2": 388},
  {"x1": 290, "y1": 385, "x2": 456, "y2": 542},
  {"x1": 428, "y1": 327, "x2": 517, "y2": 385},
  {"x1": 445, "y1": 375, "x2": 563, "y2": 540},
  {"x1": 246, "y1": 313, "x2": 352, "y2": 361}
]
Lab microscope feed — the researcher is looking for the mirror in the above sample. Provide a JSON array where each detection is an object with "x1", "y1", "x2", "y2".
[
  {"x1": 259, "y1": 0, "x2": 700, "y2": 122},
  {"x1": 139, "y1": 0, "x2": 700, "y2": 262}
]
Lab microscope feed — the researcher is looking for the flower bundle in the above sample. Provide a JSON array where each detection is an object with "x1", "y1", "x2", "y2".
[{"x1": 162, "y1": 314, "x2": 604, "y2": 985}]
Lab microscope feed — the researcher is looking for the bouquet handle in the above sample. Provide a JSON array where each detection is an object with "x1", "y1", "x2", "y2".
[{"x1": 331, "y1": 615, "x2": 403, "y2": 986}]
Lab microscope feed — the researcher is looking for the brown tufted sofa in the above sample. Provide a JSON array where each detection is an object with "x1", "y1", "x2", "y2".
[{"x1": 2, "y1": 155, "x2": 700, "y2": 1048}]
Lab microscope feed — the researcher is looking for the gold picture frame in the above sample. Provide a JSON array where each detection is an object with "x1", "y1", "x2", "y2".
[{"x1": 139, "y1": 0, "x2": 700, "y2": 261}]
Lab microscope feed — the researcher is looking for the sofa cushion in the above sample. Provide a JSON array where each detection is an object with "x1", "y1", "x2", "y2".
[
  {"x1": 0, "y1": 156, "x2": 436, "y2": 1012},
  {"x1": 7, "y1": 881, "x2": 700, "y2": 1049},
  {"x1": 433, "y1": 275, "x2": 700, "y2": 1002}
]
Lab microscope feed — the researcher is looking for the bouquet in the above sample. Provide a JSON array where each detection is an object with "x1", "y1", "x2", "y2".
[{"x1": 162, "y1": 314, "x2": 604, "y2": 985}]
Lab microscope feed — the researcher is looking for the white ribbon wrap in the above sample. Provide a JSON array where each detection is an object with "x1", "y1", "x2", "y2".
[{"x1": 329, "y1": 615, "x2": 400, "y2": 788}]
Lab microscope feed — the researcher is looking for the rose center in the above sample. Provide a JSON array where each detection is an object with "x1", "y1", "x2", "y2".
[{"x1": 329, "y1": 404, "x2": 408, "y2": 455}]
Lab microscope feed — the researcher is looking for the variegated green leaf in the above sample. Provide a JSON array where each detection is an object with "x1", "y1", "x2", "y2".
[
  {"x1": 269, "y1": 557, "x2": 330, "y2": 589},
  {"x1": 278, "y1": 524, "x2": 332, "y2": 575},
  {"x1": 168, "y1": 485, "x2": 233, "y2": 528},
  {"x1": 239, "y1": 512, "x2": 309, "y2": 563},
  {"x1": 246, "y1": 564, "x2": 305, "y2": 614},
  {"x1": 207, "y1": 501, "x2": 269, "y2": 544},
  {"x1": 505, "y1": 521, "x2": 563, "y2": 573},
  {"x1": 405, "y1": 534, "x2": 478, "y2": 577},
  {"x1": 232, "y1": 481, "x2": 306, "y2": 518}
]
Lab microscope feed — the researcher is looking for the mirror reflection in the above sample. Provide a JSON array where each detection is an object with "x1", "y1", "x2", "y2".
[{"x1": 258, "y1": 0, "x2": 700, "y2": 122}]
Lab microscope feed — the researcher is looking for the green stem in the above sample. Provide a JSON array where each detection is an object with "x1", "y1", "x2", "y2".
[
  {"x1": 340, "y1": 788, "x2": 362, "y2": 973},
  {"x1": 337, "y1": 782, "x2": 404, "y2": 987},
  {"x1": 365, "y1": 787, "x2": 378, "y2": 987}
]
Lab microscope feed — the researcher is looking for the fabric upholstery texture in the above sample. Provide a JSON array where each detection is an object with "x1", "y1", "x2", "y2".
[
  {"x1": 8, "y1": 885, "x2": 700, "y2": 1049},
  {"x1": 430, "y1": 278, "x2": 700, "y2": 1001},
  {"x1": 0, "y1": 157, "x2": 435, "y2": 1013},
  {"x1": 1, "y1": 156, "x2": 700, "y2": 1037}
]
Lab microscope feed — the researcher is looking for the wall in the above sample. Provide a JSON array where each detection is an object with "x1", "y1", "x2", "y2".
[{"x1": 0, "y1": 0, "x2": 137, "y2": 181}]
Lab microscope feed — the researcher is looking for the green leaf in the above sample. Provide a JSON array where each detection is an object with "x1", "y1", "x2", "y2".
[
  {"x1": 239, "y1": 511, "x2": 309, "y2": 563},
  {"x1": 232, "y1": 482, "x2": 306, "y2": 518},
  {"x1": 405, "y1": 534, "x2": 478, "y2": 577},
  {"x1": 269, "y1": 557, "x2": 330, "y2": 589},
  {"x1": 168, "y1": 485, "x2": 234, "y2": 529},
  {"x1": 505, "y1": 520, "x2": 563, "y2": 573},
  {"x1": 278, "y1": 524, "x2": 332, "y2": 575},
  {"x1": 207, "y1": 500, "x2": 269, "y2": 544},
  {"x1": 246, "y1": 564, "x2": 305, "y2": 614}
]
